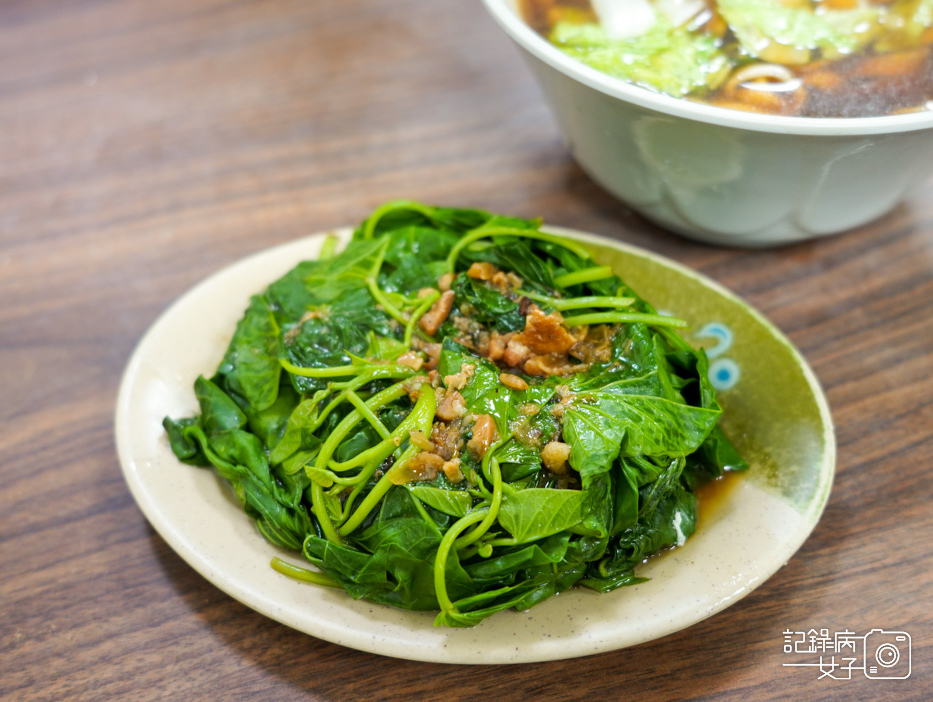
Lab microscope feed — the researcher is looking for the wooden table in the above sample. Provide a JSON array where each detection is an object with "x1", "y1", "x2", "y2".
[{"x1": 3, "y1": 1, "x2": 931, "y2": 699}]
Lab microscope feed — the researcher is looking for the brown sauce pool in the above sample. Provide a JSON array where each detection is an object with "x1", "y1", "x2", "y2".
[{"x1": 694, "y1": 469, "x2": 743, "y2": 527}]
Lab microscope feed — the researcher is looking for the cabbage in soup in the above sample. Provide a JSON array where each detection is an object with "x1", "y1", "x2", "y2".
[{"x1": 521, "y1": 0, "x2": 933, "y2": 116}]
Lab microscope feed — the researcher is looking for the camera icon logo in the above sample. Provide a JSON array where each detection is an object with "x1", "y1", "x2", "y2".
[{"x1": 863, "y1": 629, "x2": 911, "y2": 679}]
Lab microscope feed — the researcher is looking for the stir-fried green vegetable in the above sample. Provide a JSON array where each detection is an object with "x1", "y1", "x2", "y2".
[{"x1": 164, "y1": 201, "x2": 747, "y2": 627}]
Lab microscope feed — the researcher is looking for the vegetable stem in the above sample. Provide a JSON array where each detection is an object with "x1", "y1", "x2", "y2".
[
  {"x1": 553, "y1": 265, "x2": 614, "y2": 288},
  {"x1": 311, "y1": 481, "x2": 343, "y2": 545},
  {"x1": 270, "y1": 557, "x2": 340, "y2": 587},
  {"x1": 296, "y1": 375, "x2": 391, "y2": 441},
  {"x1": 446, "y1": 226, "x2": 591, "y2": 272},
  {"x1": 365, "y1": 237, "x2": 409, "y2": 324},
  {"x1": 313, "y1": 381, "x2": 411, "y2": 476},
  {"x1": 433, "y1": 509, "x2": 489, "y2": 615},
  {"x1": 346, "y1": 390, "x2": 391, "y2": 439},
  {"x1": 519, "y1": 291, "x2": 636, "y2": 310},
  {"x1": 325, "y1": 388, "x2": 432, "y2": 475},
  {"x1": 336, "y1": 387, "x2": 436, "y2": 535},
  {"x1": 279, "y1": 360, "x2": 414, "y2": 379},
  {"x1": 562, "y1": 311, "x2": 688, "y2": 328},
  {"x1": 410, "y1": 496, "x2": 443, "y2": 536},
  {"x1": 318, "y1": 235, "x2": 340, "y2": 261},
  {"x1": 454, "y1": 445, "x2": 504, "y2": 550},
  {"x1": 485, "y1": 538, "x2": 520, "y2": 548},
  {"x1": 404, "y1": 289, "x2": 440, "y2": 346},
  {"x1": 337, "y1": 444, "x2": 417, "y2": 536},
  {"x1": 329, "y1": 365, "x2": 417, "y2": 386},
  {"x1": 360, "y1": 200, "x2": 436, "y2": 240}
]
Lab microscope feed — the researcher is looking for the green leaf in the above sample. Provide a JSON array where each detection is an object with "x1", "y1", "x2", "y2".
[
  {"x1": 218, "y1": 294, "x2": 281, "y2": 411},
  {"x1": 438, "y1": 339, "x2": 513, "y2": 435},
  {"x1": 683, "y1": 425, "x2": 749, "y2": 489},
  {"x1": 381, "y1": 226, "x2": 457, "y2": 296},
  {"x1": 162, "y1": 416, "x2": 208, "y2": 466},
  {"x1": 246, "y1": 383, "x2": 299, "y2": 451},
  {"x1": 365, "y1": 333, "x2": 409, "y2": 362},
  {"x1": 576, "y1": 473, "x2": 613, "y2": 538},
  {"x1": 194, "y1": 375, "x2": 246, "y2": 435},
  {"x1": 612, "y1": 467, "x2": 640, "y2": 536},
  {"x1": 465, "y1": 533, "x2": 571, "y2": 582},
  {"x1": 562, "y1": 385, "x2": 720, "y2": 481},
  {"x1": 266, "y1": 238, "x2": 398, "y2": 392},
  {"x1": 406, "y1": 486, "x2": 473, "y2": 517},
  {"x1": 172, "y1": 421, "x2": 313, "y2": 550},
  {"x1": 499, "y1": 488, "x2": 587, "y2": 542},
  {"x1": 281, "y1": 449, "x2": 319, "y2": 476},
  {"x1": 582, "y1": 483, "x2": 696, "y2": 593},
  {"x1": 463, "y1": 239, "x2": 557, "y2": 293},
  {"x1": 450, "y1": 274, "x2": 525, "y2": 334}
]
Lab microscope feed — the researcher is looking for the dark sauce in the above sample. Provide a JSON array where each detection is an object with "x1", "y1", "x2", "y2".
[
  {"x1": 796, "y1": 48, "x2": 933, "y2": 117},
  {"x1": 694, "y1": 469, "x2": 743, "y2": 528}
]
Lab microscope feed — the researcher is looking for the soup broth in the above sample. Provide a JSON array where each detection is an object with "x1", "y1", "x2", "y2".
[{"x1": 522, "y1": 0, "x2": 933, "y2": 116}]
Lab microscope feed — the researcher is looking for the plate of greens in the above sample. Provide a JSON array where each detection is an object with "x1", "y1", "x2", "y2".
[{"x1": 115, "y1": 202, "x2": 834, "y2": 663}]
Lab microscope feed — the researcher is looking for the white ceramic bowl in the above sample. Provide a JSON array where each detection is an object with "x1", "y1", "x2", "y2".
[{"x1": 482, "y1": 0, "x2": 933, "y2": 246}]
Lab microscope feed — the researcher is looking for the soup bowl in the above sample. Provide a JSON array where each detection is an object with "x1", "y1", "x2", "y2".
[{"x1": 482, "y1": 0, "x2": 933, "y2": 246}]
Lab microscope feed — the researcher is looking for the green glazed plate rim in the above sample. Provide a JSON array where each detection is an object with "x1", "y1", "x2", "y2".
[{"x1": 115, "y1": 226, "x2": 836, "y2": 664}]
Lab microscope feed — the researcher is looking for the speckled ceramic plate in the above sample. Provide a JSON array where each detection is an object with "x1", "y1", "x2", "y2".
[{"x1": 115, "y1": 226, "x2": 835, "y2": 664}]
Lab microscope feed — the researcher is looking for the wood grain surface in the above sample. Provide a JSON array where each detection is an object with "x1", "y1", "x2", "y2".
[{"x1": 2, "y1": 1, "x2": 932, "y2": 700}]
